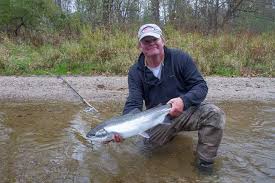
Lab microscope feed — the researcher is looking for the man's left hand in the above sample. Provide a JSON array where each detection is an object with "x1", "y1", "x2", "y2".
[{"x1": 167, "y1": 97, "x2": 184, "y2": 118}]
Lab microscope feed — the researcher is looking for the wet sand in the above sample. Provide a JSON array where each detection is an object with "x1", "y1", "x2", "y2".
[{"x1": 0, "y1": 76, "x2": 274, "y2": 103}]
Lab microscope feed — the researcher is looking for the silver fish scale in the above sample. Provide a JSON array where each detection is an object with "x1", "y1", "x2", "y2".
[{"x1": 87, "y1": 104, "x2": 171, "y2": 142}]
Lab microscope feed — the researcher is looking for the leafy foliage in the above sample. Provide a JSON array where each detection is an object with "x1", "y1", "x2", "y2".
[
  {"x1": 0, "y1": 0, "x2": 274, "y2": 76},
  {"x1": 0, "y1": 0, "x2": 69, "y2": 35},
  {"x1": 0, "y1": 27, "x2": 274, "y2": 77}
]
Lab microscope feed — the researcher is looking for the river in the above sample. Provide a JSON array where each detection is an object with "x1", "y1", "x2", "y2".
[{"x1": 0, "y1": 101, "x2": 274, "y2": 182}]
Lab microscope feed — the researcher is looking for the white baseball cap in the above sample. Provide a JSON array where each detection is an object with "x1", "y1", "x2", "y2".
[{"x1": 138, "y1": 24, "x2": 162, "y2": 41}]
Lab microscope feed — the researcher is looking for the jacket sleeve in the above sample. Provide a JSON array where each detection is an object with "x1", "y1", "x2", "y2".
[
  {"x1": 178, "y1": 53, "x2": 208, "y2": 110},
  {"x1": 123, "y1": 66, "x2": 144, "y2": 115}
]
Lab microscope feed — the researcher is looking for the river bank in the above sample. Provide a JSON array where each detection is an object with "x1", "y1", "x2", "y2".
[{"x1": 0, "y1": 76, "x2": 274, "y2": 103}]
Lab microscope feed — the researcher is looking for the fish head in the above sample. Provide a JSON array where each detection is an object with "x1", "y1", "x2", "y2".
[{"x1": 86, "y1": 128, "x2": 113, "y2": 143}]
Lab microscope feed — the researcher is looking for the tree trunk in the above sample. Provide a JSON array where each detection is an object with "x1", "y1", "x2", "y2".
[
  {"x1": 213, "y1": 0, "x2": 220, "y2": 33},
  {"x1": 151, "y1": 0, "x2": 160, "y2": 24},
  {"x1": 221, "y1": 0, "x2": 245, "y2": 28},
  {"x1": 102, "y1": 0, "x2": 113, "y2": 26},
  {"x1": 55, "y1": 0, "x2": 62, "y2": 9}
]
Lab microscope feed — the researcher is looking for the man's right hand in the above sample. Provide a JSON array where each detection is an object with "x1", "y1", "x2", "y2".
[
  {"x1": 103, "y1": 133, "x2": 123, "y2": 144},
  {"x1": 113, "y1": 133, "x2": 123, "y2": 143}
]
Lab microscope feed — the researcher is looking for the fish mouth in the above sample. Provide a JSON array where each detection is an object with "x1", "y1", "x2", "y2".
[
  {"x1": 87, "y1": 135, "x2": 113, "y2": 143},
  {"x1": 86, "y1": 130, "x2": 96, "y2": 138},
  {"x1": 86, "y1": 129, "x2": 113, "y2": 143}
]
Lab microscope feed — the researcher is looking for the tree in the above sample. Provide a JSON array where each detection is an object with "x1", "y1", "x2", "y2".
[
  {"x1": 151, "y1": 0, "x2": 160, "y2": 24},
  {"x1": 0, "y1": 0, "x2": 62, "y2": 36},
  {"x1": 55, "y1": 0, "x2": 62, "y2": 8},
  {"x1": 1, "y1": 0, "x2": 274, "y2": 35},
  {"x1": 0, "y1": 0, "x2": 11, "y2": 32},
  {"x1": 102, "y1": 0, "x2": 113, "y2": 25},
  {"x1": 233, "y1": 0, "x2": 275, "y2": 32}
]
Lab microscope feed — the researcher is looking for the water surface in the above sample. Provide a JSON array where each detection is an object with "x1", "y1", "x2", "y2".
[{"x1": 0, "y1": 101, "x2": 274, "y2": 182}]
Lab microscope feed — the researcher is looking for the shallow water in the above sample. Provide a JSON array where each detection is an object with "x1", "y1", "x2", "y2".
[{"x1": 0, "y1": 101, "x2": 274, "y2": 183}]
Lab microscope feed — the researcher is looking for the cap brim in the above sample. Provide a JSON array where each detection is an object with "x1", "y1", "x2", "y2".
[{"x1": 139, "y1": 33, "x2": 161, "y2": 41}]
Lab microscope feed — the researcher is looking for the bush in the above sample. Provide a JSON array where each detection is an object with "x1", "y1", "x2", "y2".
[{"x1": 0, "y1": 26, "x2": 274, "y2": 77}]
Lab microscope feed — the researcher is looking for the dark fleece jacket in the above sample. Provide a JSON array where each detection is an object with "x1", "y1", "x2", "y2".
[{"x1": 123, "y1": 46, "x2": 208, "y2": 115}]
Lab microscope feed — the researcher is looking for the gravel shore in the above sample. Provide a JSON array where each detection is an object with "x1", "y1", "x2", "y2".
[{"x1": 0, "y1": 76, "x2": 274, "y2": 103}]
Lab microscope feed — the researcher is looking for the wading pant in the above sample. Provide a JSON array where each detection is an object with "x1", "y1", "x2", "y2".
[{"x1": 144, "y1": 103, "x2": 226, "y2": 162}]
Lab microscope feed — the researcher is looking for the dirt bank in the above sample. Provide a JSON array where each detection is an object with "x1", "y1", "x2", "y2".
[{"x1": 0, "y1": 76, "x2": 274, "y2": 103}]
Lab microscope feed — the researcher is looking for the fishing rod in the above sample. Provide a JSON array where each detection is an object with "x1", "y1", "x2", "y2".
[{"x1": 58, "y1": 76, "x2": 98, "y2": 113}]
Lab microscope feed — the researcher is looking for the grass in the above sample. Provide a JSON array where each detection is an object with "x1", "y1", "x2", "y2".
[{"x1": 0, "y1": 28, "x2": 274, "y2": 77}]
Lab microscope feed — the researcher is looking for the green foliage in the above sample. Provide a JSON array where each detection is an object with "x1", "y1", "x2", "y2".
[
  {"x1": 0, "y1": 0, "x2": 66, "y2": 35},
  {"x1": 0, "y1": 26, "x2": 274, "y2": 77},
  {"x1": 1, "y1": 0, "x2": 274, "y2": 77},
  {"x1": 235, "y1": 12, "x2": 275, "y2": 33},
  {"x1": 164, "y1": 31, "x2": 275, "y2": 77},
  {"x1": 0, "y1": 0, "x2": 11, "y2": 27}
]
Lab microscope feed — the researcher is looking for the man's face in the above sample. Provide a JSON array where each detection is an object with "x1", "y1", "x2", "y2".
[{"x1": 139, "y1": 36, "x2": 164, "y2": 57}]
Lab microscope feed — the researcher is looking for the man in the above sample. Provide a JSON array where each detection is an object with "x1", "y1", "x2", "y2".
[{"x1": 113, "y1": 24, "x2": 225, "y2": 170}]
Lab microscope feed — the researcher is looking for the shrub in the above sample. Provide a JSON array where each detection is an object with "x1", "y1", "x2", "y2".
[{"x1": 1, "y1": 26, "x2": 274, "y2": 77}]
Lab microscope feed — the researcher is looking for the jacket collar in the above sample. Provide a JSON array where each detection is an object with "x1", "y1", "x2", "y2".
[
  {"x1": 137, "y1": 46, "x2": 170, "y2": 70},
  {"x1": 137, "y1": 46, "x2": 173, "y2": 86}
]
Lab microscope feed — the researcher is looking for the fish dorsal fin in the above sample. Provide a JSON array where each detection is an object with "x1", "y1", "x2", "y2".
[{"x1": 139, "y1": 132, "x2": 150, "y2": 138}]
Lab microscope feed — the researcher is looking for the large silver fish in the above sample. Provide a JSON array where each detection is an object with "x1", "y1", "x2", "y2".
[{"x1": 86, "y1": 104, "x2": 171, "y2": 143}]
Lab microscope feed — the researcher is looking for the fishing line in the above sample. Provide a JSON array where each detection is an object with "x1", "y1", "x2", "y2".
[{"x1": 58, "y1": 76, "x2": 98, "y2": 113}]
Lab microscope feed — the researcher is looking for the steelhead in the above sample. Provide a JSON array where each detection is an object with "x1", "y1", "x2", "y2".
[{"x1": 86, "y1": 104, "x2": 171, "y2": 143}]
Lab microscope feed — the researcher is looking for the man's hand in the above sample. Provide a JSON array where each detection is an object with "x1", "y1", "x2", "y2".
[
  {"x1": 113, "y1": 133, "x2": 123, "y2": 143},
  {"x1": 103, "y1": 133, "x2": 123, "y2": 144},
  {"x1": 167, "y1": 97, "x2": 184, "y2": 118}
]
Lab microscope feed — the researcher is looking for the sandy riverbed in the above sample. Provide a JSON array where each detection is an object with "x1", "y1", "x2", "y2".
[{"x1": 0, "y1": 76, "x2": 274, "y2": 103}]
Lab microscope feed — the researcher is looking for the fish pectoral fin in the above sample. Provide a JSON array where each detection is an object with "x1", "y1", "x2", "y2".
[
  {"x1": 139, "y1": 132, "x2": 150, "y2": 138},
  {"x1": 160, "y1": 115, "x2": 172, "y2": 125}
]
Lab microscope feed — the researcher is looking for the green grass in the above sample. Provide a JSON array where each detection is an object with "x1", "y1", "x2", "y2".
[
  {"x1": 0, "y1": 28, "x2": 274, "y2": 77},
  {"x1": 213, "y1": 66, "x2": 240, "y2": 76}
]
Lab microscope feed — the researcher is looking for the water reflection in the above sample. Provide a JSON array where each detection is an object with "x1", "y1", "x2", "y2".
[
  {"x1": 219, "y1": 101, "x2": 275, "y2": 183},
  {"x1": 0, "y1": 101, "x2": 274, "y2": 182}
]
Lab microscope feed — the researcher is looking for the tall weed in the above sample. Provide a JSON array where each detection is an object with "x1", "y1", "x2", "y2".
[
  {"x1": 1, "y1": 27, "x2": 274, "y2": 76},
  {"x1": 166, "y1": 32, "x2": 274, "y2": 76}
]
